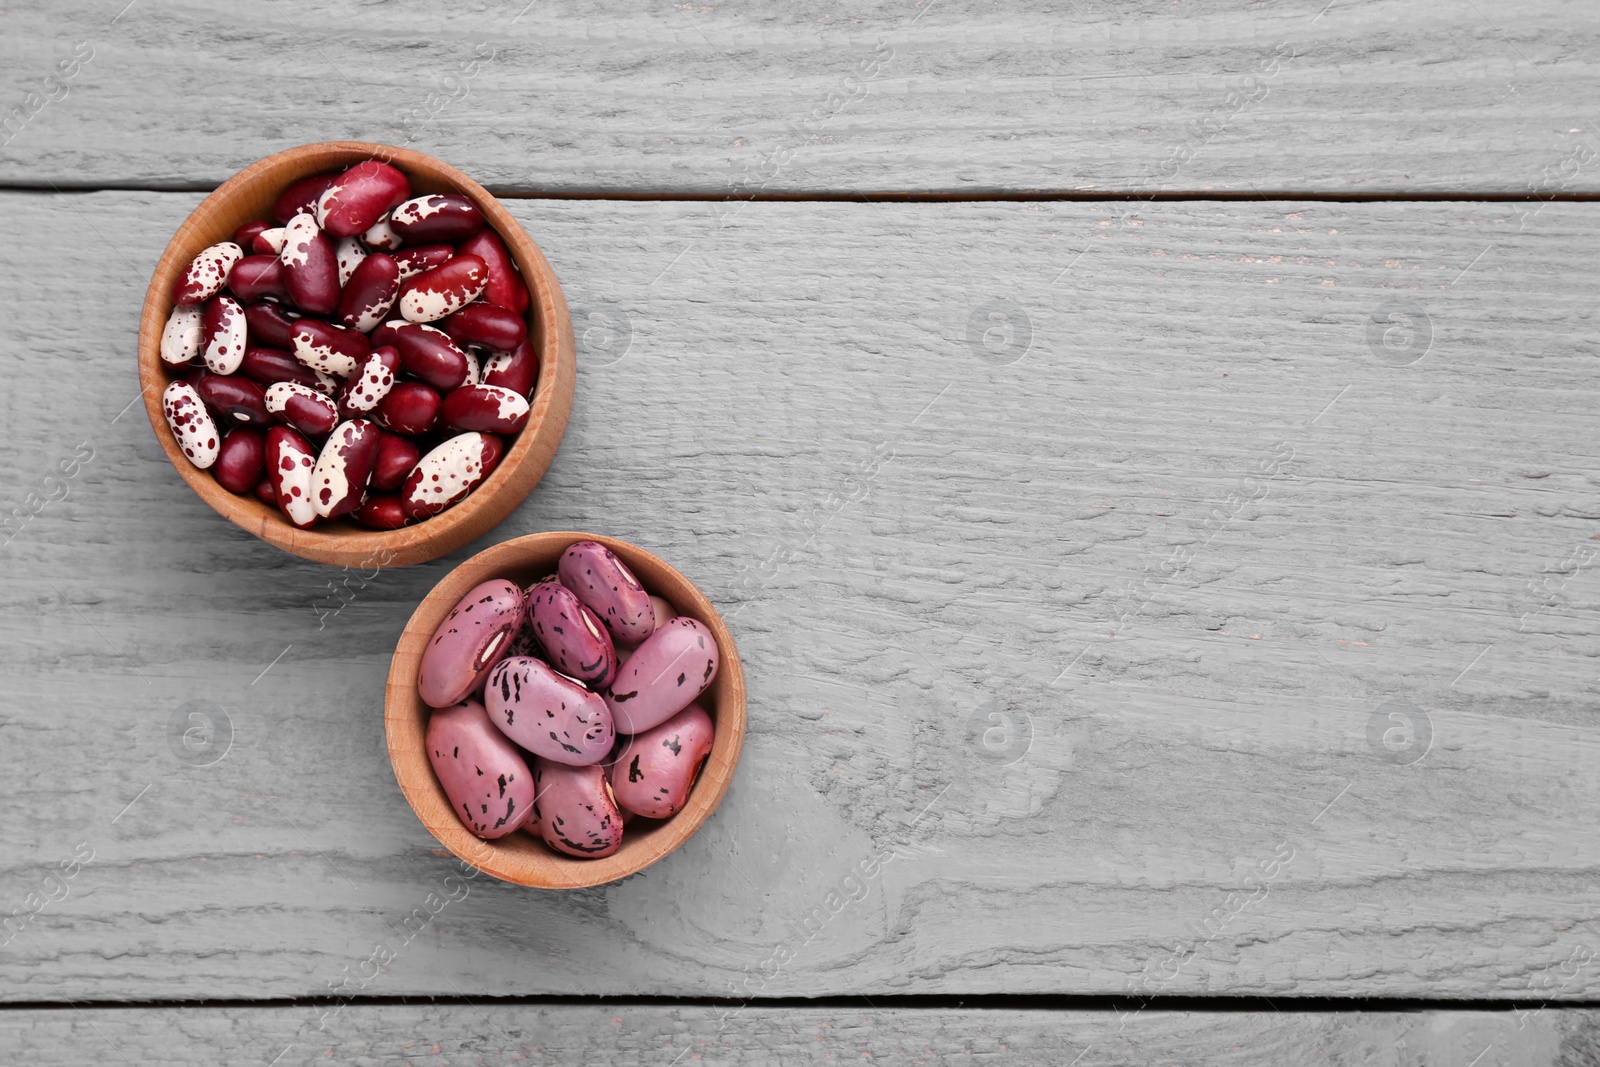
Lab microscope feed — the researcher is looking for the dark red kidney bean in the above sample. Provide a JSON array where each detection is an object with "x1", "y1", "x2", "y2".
[
  {"x1": 315, "y1": 160, "x2": 411, "y2": 238},
  {"x1": 311, "y1": 419, "x2": 382, "y2": 518},
  {"x1": 376, "y1": 320, "x2": 469, "y2": 391},
  {"x1": 397, "y1": 255, "x2": 487, "y2": 323},
  {"x1": 215, "y1": 428, "x2": 267, "y2": 494},
  {"x1": 392, "y1": 243, "x2": 453, "y2": 281},
  {"x1": 336, "y1": 253, "x2": 401, "y2": 333},
  {"x1": 374, "y1": 381, "x2": 441, "y2": 436},
  {"x1": 272, "y1": 172, "x2": 339, "y2": 224},
  {"x1": 337, "y1": 346, "x2": 401, "y2": 419},
  {"x1": 388, "y1": 194, "x2": 485, "y2": 242},
  {"x1": 232, "y1": 221, "x2": 271, "y2": 251},
  {"x1": 480, "y1": 338, "x2": 538, "y2": 397},
  {"x1": 279, "y1": 213, "x2": 340, "y2": 315},
  {"x1": 254, "y1": 477, "x2": 277, "y2": 506},
  {"x1": 352, "y1": 493, "x2": 410, "y2": 530},
  {"x1": 370, "y1": 431, "x2": 421, "y2": 492},
  {"x1": 441, "y1": 383, "x2": 530, "y2": 435},
  {"x1": 457, "y1": 228, "x2": 529, "y2": 316},
  {"x1": 264, "y1": 381, "x2": 339, "y2": 438},
  {"x1": 193, "y1": 372, "x2": 272, "y2": 428},
  {"x1": 240, "y1": 345, "x2": 325, "y2": 392},
  {"x1": 442, "y1": 302, "x2": 526, "y2": 351},
  {"x1": 266, "y1": 426, "x2": 319, "y2": 529},
  {"x1": 244, "y1": 302, "x2": 301, "y2": 350},
  {"x1": 226, "y1": 255, "x2": 291, "y2": 304},
  {"x1": 400, "y1": 432, "x2": 504, "y2": 520},
  {"x1": 291, "y1": 318, "x2": 370, "y2": 378}
]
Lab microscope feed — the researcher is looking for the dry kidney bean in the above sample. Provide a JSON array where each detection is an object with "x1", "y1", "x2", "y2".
[
  {"x1": 531, "y1": 759, "x2": 623, "y2": 857},
  {"x1": 162, "y1": 381, "x2": 219, "y2": 469},
  {"x1": 417, "y1": 579, "x2": 525, "y2": 708},
  {"x1": 264, "y1": 381, "x2": 338, "y2": 438},
  {"x1": 393, "y1": 243, "x2": 453, "y2": 281},
  {"x1": 559, "y1": 541, "x2": 656, "y2": 646},
  {"x1": 173, "y1": 242, "x2": 242, "y2": 307},
  {"x1": 272, "y1": 172, "x2": 339, "y2": 225},
  {"x1": 279, "y1": 213, "x2": 340, "y2": 314},
  {"x1": 606, "y1": 704, "x2": 714, "y2": 819},
  {"x1": 242, "y1": 302, "x2": 300, "y2": 350},
  {"x1": 232, "y1": 221, "x2": 271, "y2": 251},
  {"x1": 427, "y1": 699, "x2": 536, "y2": 839},
  {"x1": 376, "y1": 320, "x2": 469, "y2": 391},
  {"x1": 480, "y1": 338, "x2": 537, "y2": 397},
  {"x1": 485, "y1": 655, "x2": 616, "y2": 765},
  {"x1": 214, "y1": 428, "x2": 266, "y2": 494},
  {"x1": 457, "y1": 228, "x2": 529, "y2": 315},
  {"x1": 352, "y1": 493, "x2": 408, "y2": 530},
  {"x1": 400, "y1": 431, "x2": 503, "y2": 520},
  {"x1": 162, "y1": 159, "x2": 536, "y2": 527},
  {"x1": 443, "y1": 302, "x2": 525, "y2": 351},
  {"x1": 266, "y1": 426, "x2": 318, "y2": 528},
  {"x1": 160, "y1": 305, "x2": 204, "y2": 367},
  {"x1": 200, "y1": 295, "x2": 248, "y2": 375},
  {"x1": 604, "y1": 618, "x2": 719, "y2": 734},
  {"x1": 374, "y1": 381, "x2": 441, "y2": 436},
  {"x1": 193, "y1": 372, "x2": 270, "y2": 428},
  {"x1": 336, "y1": 253, "x2": 400, "y2": 333},
  {"x1": 441, "y1": 383, "x2": 529, "y2": 435},
  {"x1": 370, "y1": 431, "x2": 421, "y2": 491},
  {"x1": 315, "y1": 160, "x2": 410, "y2": 238},
  {"x1": 240, "y1": 345, "x2": 327, "y2": 393},
  {"x1": 389, "y1": 194, "x2": 484, "y2": 242},
  {"x1": 290, "y1": 318, "x2": 369, "y2": 378},
  {"x1": 525, "y1": 579, "x2": 618, "y2": 689},
  {"x1": 336, "y1": 346, "x2": 400, "y2": 418},
  {"x1": 310, "y1": 419, "x2": 381, "y2": 518},
  {"x1": 397, "y1": 255, "x2": 487, "y2": 323},
  {"x1": 226, "y1": 255, "x2": 291, "y2": 304}
]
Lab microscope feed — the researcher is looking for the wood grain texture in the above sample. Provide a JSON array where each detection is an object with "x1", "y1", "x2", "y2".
[
  {"x1": 2, "y1": 1, "x2": 1600, "y2": 195},
  {"x1": 0, "y1": 1004, "x2": 1595, "y2": 1065},
  {"x1": 1, "y1": 191, "x2": 1598, "y2": 1002}
]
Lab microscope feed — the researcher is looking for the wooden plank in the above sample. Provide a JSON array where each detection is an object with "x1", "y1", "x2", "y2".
[
  {"x1": 0, "y1": 1004, "x2": 1591, "y2": 1065},
  {"x1": 1, "y1": 192, "x2": 1599, "y2": 1002},
  {"x1": 2, "y1": 1, "x2": 1599, "y2": 194}
]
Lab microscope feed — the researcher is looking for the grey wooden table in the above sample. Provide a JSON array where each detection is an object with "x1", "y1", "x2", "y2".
[{"x1": 4, "y1": 1, "x2": 1600, "y2": 1063}]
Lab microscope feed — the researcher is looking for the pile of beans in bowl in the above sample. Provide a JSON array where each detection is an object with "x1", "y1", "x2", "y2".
[
  {"x1": 420, "y1": 541, "x2": 719, "y2": 858},
  {"x1": 159, "y1": 158, "x2": 538, "y2": 530}
]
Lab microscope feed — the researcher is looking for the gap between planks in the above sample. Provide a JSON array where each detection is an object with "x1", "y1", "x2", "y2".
[
  {"x1": 6, "y1": 182, "x2": 1600, "y2": 204},
  {"x1": 8, "y1": 994, "x2": 1600, "y2": 1014}
]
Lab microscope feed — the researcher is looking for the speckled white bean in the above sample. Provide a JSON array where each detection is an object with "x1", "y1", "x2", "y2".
[
  {"x1": 162, "y1": 381, "x2": 219, "y2": 469},
  {"x1": 159, "y1": 305, "x2": 204, "y2": 367}
]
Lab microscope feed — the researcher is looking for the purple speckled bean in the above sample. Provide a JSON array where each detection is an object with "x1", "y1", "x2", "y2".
[
  {"x1": 525, "y1": 578, "x2": 617, "y2": 689},
  {"x1": 417, "y1": 579, "x2": 525, "y2": 709},
  {"x1": 603, "y1": 617, "x2": 719, "y2": 735},
  {"x1": 484, "y1": 656, "x2": 614, "y2": 766},
  {"x1": 606, "y1": 704, "x2": 714, "y2": 819},
  {"x1": 531, "y1": 758, "x2": 623, "y2": 858},
  {"x1": 557, "y1": 540, "x2": 655, "y2": 645},
  {"x1": 426, "y1": 699, "x2": 534, "y2": 839},
  {"x1": 617, "y1": 595, "x2": 677, "y2": 668}
]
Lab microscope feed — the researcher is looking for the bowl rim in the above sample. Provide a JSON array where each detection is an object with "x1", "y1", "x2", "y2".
[
  {"x1": 137, "y1": 140, "x2": 576, "y2": 568},
  {"x1": 384, "y1": 531, "x2": 748, "y2": 889}
]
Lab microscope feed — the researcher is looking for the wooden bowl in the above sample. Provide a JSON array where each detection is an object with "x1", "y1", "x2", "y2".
[
  {"x1": 385, "y1": 533, "x2": 747, "y2": 888},
  {"x1": 137, "y1": 142, "x2": 576, "y2": 567}
]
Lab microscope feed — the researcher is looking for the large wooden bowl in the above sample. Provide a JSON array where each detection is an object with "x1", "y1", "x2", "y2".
[
  {"x1": 137, "y1": 142, "x2": 576, "y2": 567},
  {"x1": 385, "y1": 533, "x2": 747, "y2": 888}
]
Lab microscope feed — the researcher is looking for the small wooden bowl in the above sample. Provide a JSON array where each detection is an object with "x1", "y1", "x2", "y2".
[
  {"x1": 137, "y1": 142, "x2": 576, "y2": 568},
  {"x1": 385, "y1": 533, "x2": 747, "y2": 888}
]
